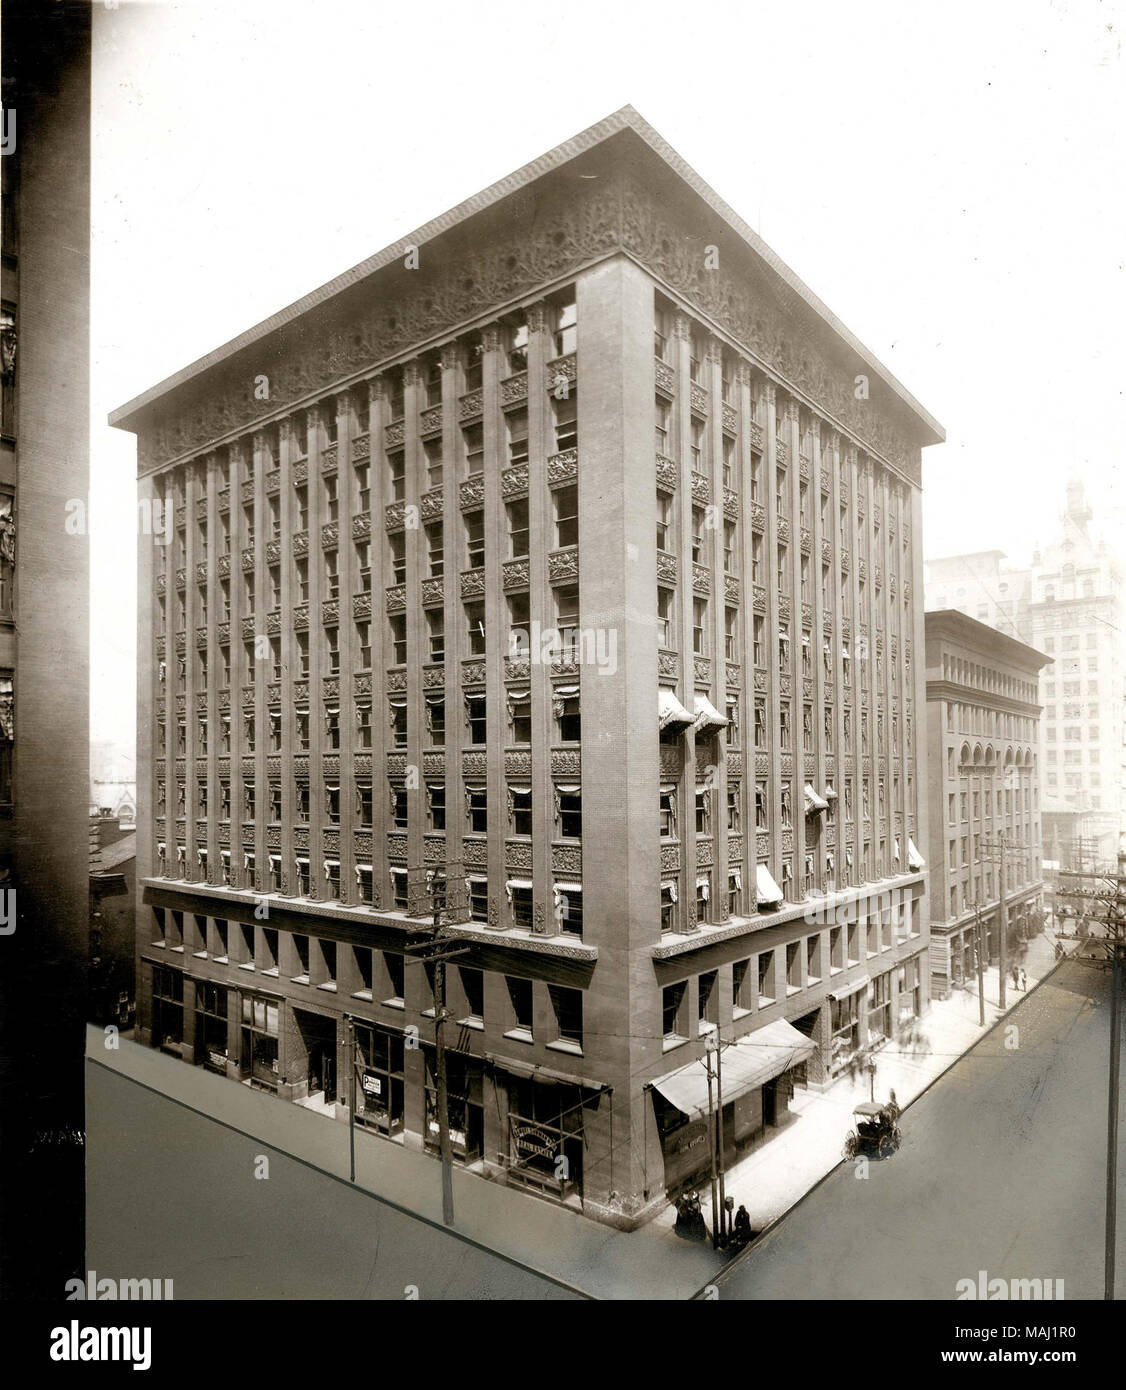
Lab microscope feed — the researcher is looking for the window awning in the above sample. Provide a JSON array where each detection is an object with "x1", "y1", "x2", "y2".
[
  {"x1": 651, "y1": 1019, "x2": 817, "y2": 1122},
  {"x1": 659, "y1": 688, "x2": 694, "y2": 733},
  {"x1": 830, "y1": 975, "x2": 870, "y2": 1001},
  {"x1": 756, "y1": 863, "x2": 784, "y2": 908},
  {"x1": 804, "y1": 784, "x2": 829, "y2": 815},
  {"x1": 693, "y1": 693, "x2": 727, "y2": 733},
  {"x1": 908, "y1": 838, "x2": 925, "y2": 870}
]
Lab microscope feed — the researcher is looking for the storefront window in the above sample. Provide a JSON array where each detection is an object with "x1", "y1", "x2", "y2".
[
  {"x1": 423, "y1": 1049, "x2": 483, "y2": 1163},
  {"x1": 240, "y1": 993, "x2": 280, "y2": 1088},
  {"x1": 867, "y1": 972, "x2": 892, "y2": 1043},
  {"x1": 353, "y1": 1022, "x2": 405, "y2": 1136},
  {"x1": 504, "y1": 1075, "x2": 587, "y2": 1197},
  {"x1": 195, "y1": 982, "x2": 229, "y2": 1072},
  {"x1": 151, "y1": 965, "x2": 184, "y2": 1051}
]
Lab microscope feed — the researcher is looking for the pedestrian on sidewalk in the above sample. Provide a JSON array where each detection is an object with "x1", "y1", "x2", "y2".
[{"x1": 1019, "y1": 966, "x2": 1027, "y2": 991}]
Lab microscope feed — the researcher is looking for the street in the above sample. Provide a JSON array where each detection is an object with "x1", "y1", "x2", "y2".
[
  {"x1": 85, "y1": 1062, "x2": 585, "y2": 1301},
  {"x1": 705, "y1": 955, "x2": 1125, "y2": 1299}
]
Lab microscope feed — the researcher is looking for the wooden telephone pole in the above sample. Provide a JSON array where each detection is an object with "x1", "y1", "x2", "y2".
[
  {"x1": 402, "y1": 869, "x2": 469, "y2": 1228},
  {"x1": 1054, "y1": 835, "x2": 1126, "y2": 1301}
]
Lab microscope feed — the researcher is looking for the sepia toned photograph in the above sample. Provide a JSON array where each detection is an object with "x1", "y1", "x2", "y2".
[{"x1": 1, "y1": 0, "x2": 1124, "y2": 1360}]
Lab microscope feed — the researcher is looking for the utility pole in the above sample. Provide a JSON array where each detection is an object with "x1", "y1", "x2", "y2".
[
  {"x1": 713, "y1": 1034, "x2": 728, "y2": 1247},
  {"x1": 432, "y1": 948, "x2": 455, "y2": 1228},
  {"x1": 1106, "y1": 935, "x2": 1122, "y2": 1301},
  {"x1": 1055, "y1": 834, "x2": 1126, "y2": 1302},
  {"x1": 994, "y1": 830, "x2": 1008, "y2": 1010},
  {"x1": 401, "y1": 869, "x2": 469, "y2": 1229},
  {"x1": 345, "y1": 1015, "x2": 356, "y2": 1182},
  {"x1": 705, "y1": 1043, "x2": 719, "y2": 1250},
  {"x1": 974, "y1": 903, "x2": 986, "y2": 1027},
  {"x1": 428, "y1": 870, "x2": 455, "y2": 1228}
]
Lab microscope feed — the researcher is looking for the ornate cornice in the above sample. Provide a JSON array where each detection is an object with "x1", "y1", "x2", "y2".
[{"x1": 128, "y1": 159, "x2": 927, "y2": 487}]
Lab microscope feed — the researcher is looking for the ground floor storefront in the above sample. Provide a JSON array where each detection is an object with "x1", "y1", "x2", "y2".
[
  {"x1": 136, "y1": 933, "x2": 929, "y2": 1229},
  {"x1": 649, "y1": 948, "x2": 929, "y2": 1199},
  {"x1": 137, "y1": 960, "x2": 614, "y2": 1215},
  {"x1": 929, "y1": 891, "x2": 1043, "y2": 1000}
]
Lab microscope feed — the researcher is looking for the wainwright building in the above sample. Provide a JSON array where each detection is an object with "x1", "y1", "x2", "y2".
[{"x1": 110, "y1": 108, "x2": 943, "y2": 1227}]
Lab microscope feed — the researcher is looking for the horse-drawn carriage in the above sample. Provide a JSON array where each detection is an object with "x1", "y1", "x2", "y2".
[{"x1": 842, "y1": 1099, "x2": 902, "y2": 1160}]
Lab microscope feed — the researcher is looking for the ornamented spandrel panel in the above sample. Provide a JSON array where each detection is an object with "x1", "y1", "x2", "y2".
[{"x1": 142, "y1": 170, "x2": 919, "y2": 485}]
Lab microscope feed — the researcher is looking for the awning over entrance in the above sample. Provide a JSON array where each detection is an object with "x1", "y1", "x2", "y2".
[
  {"x1": 830, "y1": 975, "x2": 870, "y2": 1001},
  {"x1": 650, "y1": 1019, "x2": 817, "y2": 1122},
  {"x1": 693, "y1": 693, "x2": 727, "y2": 734},
  {"x1": 756, "y1": 863, "x2": 784, "y2": 908},
  {"x1": 485, "y1": 1052, "x2": 605, "y2": 1090},
  {"x1": 659, "y1": 687, "x2": 694, "y2": 733},
  {"x1": 804, "y1": 783, "x2": 829, "y2": 815},
  {"x1": 908, "y1": 838, "x2": 925, "y2": 870}
]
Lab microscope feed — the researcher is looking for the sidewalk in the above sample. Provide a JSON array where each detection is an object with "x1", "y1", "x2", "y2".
[{"x1": 661, "y1": 928, "x2": 1067, "y2": 1238}]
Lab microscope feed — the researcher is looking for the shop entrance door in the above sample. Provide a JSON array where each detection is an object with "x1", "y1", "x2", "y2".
[
  {"x1": 295, "y1": 1008, "x2": 338, "y2": 1104},
  {"x1": 763, "y1": 1078, "x2": 777, "y2": 1127},
  {"x1": 309, "y1": 1044, "x2": 336, "y2": 1104}
]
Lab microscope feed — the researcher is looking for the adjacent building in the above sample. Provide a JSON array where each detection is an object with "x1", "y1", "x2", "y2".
[
  {"x1": 111, "y1": 107, "x2": 943, "y2": 1227},
  {"x1": 0, "y1": 0, "x2": 91, "y2": 1300},
  {"x1": 926, "y1": 480, "x2": 1125, "y2": 867},
  {"x1": 923, "y1": 611, "x2": 1050, "y2": 997},
  {"x1": 90, "y1": 820, "x2": 138, "y2": 1031}
]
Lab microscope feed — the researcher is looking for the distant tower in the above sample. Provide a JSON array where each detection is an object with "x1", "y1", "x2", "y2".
[{"x1": 1064, "y1": 476, "x2": 1092, "y2": 534}]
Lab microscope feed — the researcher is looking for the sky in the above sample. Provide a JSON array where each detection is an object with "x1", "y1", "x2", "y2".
[{"x1": 91, "y1": 0, "x2": 1126, "y2": 761}]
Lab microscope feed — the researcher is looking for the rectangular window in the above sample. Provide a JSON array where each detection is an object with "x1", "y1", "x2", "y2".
[
  {"x1": 507, "y1": 975, "x2": 533, "y2": 1033},
  {"x1": 465, "y1": 510, "x2": 485, "y2": 569},
  {"x1": 506, "y1": 499, "x2": 529, "y2": 558},
  {"x1": 663, "y1": 981, "x2": 687, "y2": 1041},
  {"x1": 557, "y1": 789, "x2": 582, "y2": 839},
  {"x1": 467, "y1": 786, "x2": 488, "y2": 833},
  {"x1": 552, "y1": 393, "x2": 577, "y2": 452},
  {"x1": 509, "y1": 785, "x2": 532, "y2": 836},
  {"x1": 554, "y1": 484, "x2": 578, "y2": 549},
  {"x1": 426, "y1": 611, "x2": 444, "y2": 664},
  {"x1": 656, "y1": 492, "x2": 671, "y2": 551},
  {"x1": 462, "y1": 422, "x2": 484, "y2": 476},
  {"x1": 505, "y1": 408, "x2": 528, "y2": 466},
  {"x1": 389, "y1": 614, "x2": 407, "y2": 666},
  {"x1": 548, "y1": 985, "x2": 582, "y2": 1049},
  {"x1": 466, "y1": 696, "x2": 487, "y2": 745},
  {"x1": 465, "y1": 601, "x2": 486, "y2": 656},
  {"x1": 423, "y1": 437, "x2": 443, "y2": 491}
]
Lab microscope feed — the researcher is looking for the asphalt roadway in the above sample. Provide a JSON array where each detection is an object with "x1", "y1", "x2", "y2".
[{"x1": 704, "y1": 953, "x2": 1125, "y2": 1300}]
